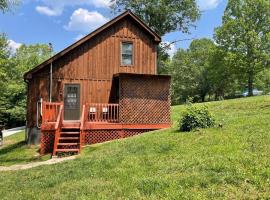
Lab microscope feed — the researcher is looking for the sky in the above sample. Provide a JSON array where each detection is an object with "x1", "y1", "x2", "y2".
[{"x1": 0, "y1": 0, "x2": 227, "y2": 57}]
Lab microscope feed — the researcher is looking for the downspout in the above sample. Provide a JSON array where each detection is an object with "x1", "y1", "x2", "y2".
[
  {"x1": 50, "y1": 62, "x2": 52, "y2": 102},
  {"x1": 49, "y1": 43, "x2": 53, "y2": 103},
  {"x1": 24, "y1": 78, "x2": 29, "y2": 141},
  {"x1": 36, "y1": 98, "x2": 42, "y2": 129}
]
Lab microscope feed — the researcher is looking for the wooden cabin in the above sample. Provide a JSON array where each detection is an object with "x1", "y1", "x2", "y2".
[{"x1": 24, "y1": 10, "x2": 171, "y2": 155}]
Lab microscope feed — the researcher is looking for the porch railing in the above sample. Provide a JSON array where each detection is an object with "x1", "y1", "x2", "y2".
[
  {"x1": 42, "y1": 102, "x2": 63, "y2": 123},
  {"x1": 86, "y1": 103, "x2": 119, "y2": 123},
  {"x1": 52, "y1": 104, "x2": 64, "y2": 156}
]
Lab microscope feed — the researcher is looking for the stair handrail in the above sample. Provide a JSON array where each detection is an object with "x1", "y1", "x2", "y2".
[
  {"x1": 79, "y1": 104, "x2": 86, "y2": 152},
  {"x1": 52, "y1": 104, "x2": 64, "y2": 156}
]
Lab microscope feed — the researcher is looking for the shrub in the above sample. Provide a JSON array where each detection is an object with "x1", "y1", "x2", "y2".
[{"x1": 180, "y1": 105, "x2": 215, "y2": 132}]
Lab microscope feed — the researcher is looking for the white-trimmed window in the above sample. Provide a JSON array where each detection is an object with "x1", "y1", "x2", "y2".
[{"x1": 121, "y1": 42, "x2": 133, "y2": 66}]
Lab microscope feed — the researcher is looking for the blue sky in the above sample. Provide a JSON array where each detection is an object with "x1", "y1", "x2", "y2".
[{"x1": 0, "y1": 0, "x2": 227, "y2": 56}]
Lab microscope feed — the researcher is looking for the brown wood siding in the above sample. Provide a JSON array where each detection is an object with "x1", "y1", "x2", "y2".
[{"x1": 27, "y1": 16, "x2": 158, "y2": 128}]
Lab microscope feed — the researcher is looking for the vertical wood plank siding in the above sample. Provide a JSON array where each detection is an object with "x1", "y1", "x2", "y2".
[{"x1": 27, "y1": 17, "x2": 158, "y2": 127}]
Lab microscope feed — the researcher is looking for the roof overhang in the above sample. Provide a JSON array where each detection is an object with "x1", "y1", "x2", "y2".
[{"x1": 114, "y1": 73, "x2": 171, "y2": 79}]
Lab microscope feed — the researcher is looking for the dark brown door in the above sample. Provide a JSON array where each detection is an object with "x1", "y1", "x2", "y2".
[{"x1": 64, "y1": 84, "x2": 80, "y2": 120}]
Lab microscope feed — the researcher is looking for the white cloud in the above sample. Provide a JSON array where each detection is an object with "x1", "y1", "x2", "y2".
[
  {"x1": 36, "y1": 6, "x2": 61, "y2": 16},
  {"x1": 161, "y1": 41, "x2": 177, "y2": 58},
  {"x1": 7, "y1": 39, "x2": 22, "y2": 54},
  {"x1": 92, "y1": 0, "x2": 113, "y2": 8},
  {"x1": 197, "y1": 0, "x2": 222, "y2": 10},
  {"x1": 36, "y1": 0, "x2": 113, "y2": 16},
  {"x1": 65, "y1": 9, "x2": 109, "y2": 33}
]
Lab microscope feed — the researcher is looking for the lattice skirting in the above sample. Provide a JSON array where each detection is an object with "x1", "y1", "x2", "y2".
[
  {"x1": 40, "y1": 129, "x2": 154, "y2": 154},
  {"x1": 83, "y1": 129, "x2": 153, "y2": 145},
  {"x1": 40, "y1": 131, "x2": 55, "y2": 155}
]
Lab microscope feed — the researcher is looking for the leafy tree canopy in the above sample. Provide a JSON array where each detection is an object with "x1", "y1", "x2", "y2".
[
  {"x1": 0, "y1": 34, "x2": 50, "y2": 127},
  {"x1": 0, "y1": 0, "x2": 19, "y2": 13},
  {"x1": 111, "y1": 0, "x2": 201, "y2": 36},
  {"x1": 165, "y1": 38, "x2": 216, "y2": 104},
  {"x1": 215, "y1": 0, "x2": 270, "y2": 96}
]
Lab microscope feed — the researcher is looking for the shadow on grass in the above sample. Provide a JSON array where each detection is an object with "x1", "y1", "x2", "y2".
[
  {"x1": 0, "y1": 141, "x2": 26, "y2": 155},
  {"x1": 0, "y1": 141, "x2": 43, "y2": 166}
]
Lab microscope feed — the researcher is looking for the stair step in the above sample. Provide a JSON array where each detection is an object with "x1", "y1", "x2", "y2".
[
  {"x1": 60, "y1": 132, "x2": 80, "y2": 134},
  {"x1": 58, "y1": 143, "x2": 79, "y2": 146},
  {"x1": 59, "y1": 137, "x2": 79, "y2": 140},
  {"x1": 55, "y1": 149, "x2": 79, "y2": 152}
]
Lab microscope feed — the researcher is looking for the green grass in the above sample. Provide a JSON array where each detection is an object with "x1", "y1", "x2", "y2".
[
  {"x1": 0, "y1": 131, "x2": 50, "y2": 166},
  {"x1": 1, "y1": 96, "x2": 270, "y2": 199}
]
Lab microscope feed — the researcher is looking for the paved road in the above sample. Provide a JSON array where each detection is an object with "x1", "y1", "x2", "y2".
[{"x1": 2, "y1": 126, "x2": 25, "y2": 137}]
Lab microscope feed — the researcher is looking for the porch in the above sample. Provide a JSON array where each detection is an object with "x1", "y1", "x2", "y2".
[
  {"x1": 40, "y1": 101, "x2": 170, "y2": 155},
  {"x1": 39, "y1": 74, "x2": 171, "y2": 155}
]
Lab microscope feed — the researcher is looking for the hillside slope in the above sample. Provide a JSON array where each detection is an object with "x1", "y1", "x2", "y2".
[{"x1": 1, "y1": 96, "x2": 270, "y2": 199}]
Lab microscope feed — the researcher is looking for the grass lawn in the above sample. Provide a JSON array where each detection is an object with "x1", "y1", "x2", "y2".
[
  {"x1": 0, "y1": 96, "x2": 270, "y2": 199},
  {"x1": 0, "y1": 131, "x2": 50, "y2": 166}
]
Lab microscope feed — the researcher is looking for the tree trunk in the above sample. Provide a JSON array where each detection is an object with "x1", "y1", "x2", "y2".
[
  {"x1": 248, "y1": 72, "x2": 254, "y2": 96},
  {"x1": 201, "y1": 94, "x2": 205, "y2": 102}
]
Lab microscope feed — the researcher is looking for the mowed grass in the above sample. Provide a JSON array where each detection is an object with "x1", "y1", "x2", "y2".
[
  {"x1": 0, "y1": 131, "x2": 50, "y2": 166},
  {"x1": 0, "y1": 96, "x2": 270, "y2": 199}
]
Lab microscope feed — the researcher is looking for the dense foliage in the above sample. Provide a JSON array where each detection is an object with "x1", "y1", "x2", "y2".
[
  {"x1": 215, "y1": 0, "x2": 270, "y2": 96},
  {"x1": 0, "y1": 34, "x2": 50, "y2": 127},
  {"x1": 160, "y1": 0, "x2": 270, "y2": 104},
  {"x1": 180, "y1": 104, "x2": 215, "y2": 132},
  {"x1": 0, "y1": 0, "x2": 19, "y2": 12},
  {"x1": 111, "y1": 0, "x2": 200, "y2": 37}
]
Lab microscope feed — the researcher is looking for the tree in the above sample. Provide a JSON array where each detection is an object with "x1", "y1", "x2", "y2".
[
  {"x1": 208, "y1": 48, "x2": 238, "y2": 100},
  {"x1": 0, "y1": 39, "x2": 51, "y2": 127},
  {"x1": 0, "y1": 34, "x2": 11, "y2": 125},
  {"x1": 166, "y1": 38, "x2": 216, "y2": 104},
  {"x1": 0, "y1": 0, "x2": 19, "y2": 12},
  {"x1": 6, "y1": 44, "x2": 51, "y2": 124},
  {"x1": 168, "y1": 49, "x2": 198, "y2": 104},
  {"x1": 111, "y1": 0, "x2": 200, "y2": 37},
  {"x1": 215, "y1": 0, "x2": 270, "y2": 96},
  {"x1": 188, "y1": 39, "x2": 215, "y2": 102},
  {"x1": 157, "y1": 44, "x2": 170, "y2": 74}
]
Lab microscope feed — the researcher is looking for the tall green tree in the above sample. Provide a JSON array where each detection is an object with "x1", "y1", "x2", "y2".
[
  {"x1": 111, "y1": 0, "x2": 200, "y2": 37},
  {"x1": 0, "y1": 34, "x2": 11, "y2": 124},
  {"x1": 0, "y1": 39, "x2": 51, "y2": 127},
  {"x1": 5, "y1": 44, "x2": 51, "y2": 125},
  {"x1": 168, "y1": 49, "x2": 198, "y2": 104},
  {"x1": 215, "y1": 0, "x2": 270, "y2": 96},
  {"x1": 0, "y1": 0, "x2": 19, "y2": 12},
  {"x1": 188, "y1": 39, "x2": 215, "y2": 102},
  {"x1": 208, "y1": 48, "x2": 239, "y2": 100},
  {"x1": 166, "y1": 38, "x2": 216, "y2": 104}
]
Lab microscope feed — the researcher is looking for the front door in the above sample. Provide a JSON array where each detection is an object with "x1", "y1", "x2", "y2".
[{"x1": 64, "y1": 84, "x2": 80, "y2": 120}]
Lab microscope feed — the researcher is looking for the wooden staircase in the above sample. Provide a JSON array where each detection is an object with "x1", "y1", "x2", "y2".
[
  {"x1": 55, "y1": 127, "x2": 80, "y2": 155},
  {"x1": 50, "y1": 104, "x2": 85, "y2": 157}
]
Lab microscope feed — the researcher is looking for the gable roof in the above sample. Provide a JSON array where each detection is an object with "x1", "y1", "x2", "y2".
[{"x1": 24, "y1": 10, "x2": 161, "y2": 80}]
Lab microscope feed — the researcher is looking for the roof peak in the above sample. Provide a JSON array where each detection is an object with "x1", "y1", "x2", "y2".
[{"x1": 24, "y1": 10, "x2": 161, "y2": 79}]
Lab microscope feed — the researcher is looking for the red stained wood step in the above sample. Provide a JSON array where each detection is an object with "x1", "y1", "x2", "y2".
[
  {"x1": 60, "y1": 132, "x2": 80, "y2": 134},
  {"x1": 55, "y1": 149, "x2": 79, "y2": 152},
  {"x1": 58, "y1": 143, "x2": 79, "y2": 145},
  {"x1": 59, "y1": 137, "x2": 79, "y2": 140}
]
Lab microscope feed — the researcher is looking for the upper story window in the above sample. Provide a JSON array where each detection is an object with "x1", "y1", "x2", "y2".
[{"x1": 121, "y1": 42, "x2": 133, "y2": 66}]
